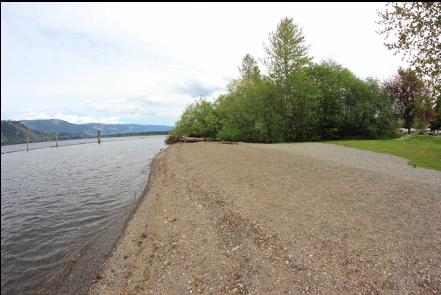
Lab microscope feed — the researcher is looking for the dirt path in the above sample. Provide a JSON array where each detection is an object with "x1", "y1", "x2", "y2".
[{"x1": 90, "y1": 142, "x2": 441, "y2": 294}]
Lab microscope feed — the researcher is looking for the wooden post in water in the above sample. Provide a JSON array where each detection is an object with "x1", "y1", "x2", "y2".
[
  {"x1": 97, "y1": 130, "x2": 101, "y2": 144},
  {"x1": 26, "y1": 136, "x2": 29, "y2": 151},
  {"x1": 55, "y1": 135, "x2": 59, "y2": 147}
]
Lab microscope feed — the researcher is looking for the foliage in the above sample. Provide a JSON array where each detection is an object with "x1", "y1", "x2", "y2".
[
  {"x1": 169, "y1": 17, "x2": 410, "y2": 143},
  {"x1": 170, "y1": 99, "x2": 218, "y2": 138},
  {"x1": 307, "y1": 61, "x2": 345, "y2": 139},
  {"x1": 265, "y1": 17, "x2": 311, "y2": 83},
  {"x1": 307, "y1": 62, "x2": 397, "y2": 139},
  {"x1": 239, "y1": 54, "x2": 261, "y2": 82},
  {"x1": 329, "y1": 135, "x2": 441, "y2": 171},
  {"x1": 165, "y1": 135, "x2": 181, "y2": 145},
  {"x1": 383, "y1": 68, "x2": 429, "y2": 133},
  {"x1": 265, "y1": 17, "x2": 312, "y2": 125},
  {"x1": 377, "y1": 2, "x2": 441, "y2": 100}
]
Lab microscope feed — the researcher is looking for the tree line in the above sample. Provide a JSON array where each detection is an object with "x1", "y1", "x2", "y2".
[{"x1": 169, "y1": 15, "x2": 439, "y2": 143}]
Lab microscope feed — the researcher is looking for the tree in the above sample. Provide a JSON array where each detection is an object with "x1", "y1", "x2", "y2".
[
  {"x1": 350, "y1": 78, "x2": 397, "y2": 139},
  {"x1": 264, "y1": 17, "x2": 313, "y2": 140},
  {"x1": 171, "y1": 99, "x2": 218, "y2": 138},
  {"x1": 168, "y1": 17, "x2": 398, "y2": 144},
  {"x1": 239, "y1": 54, "x2": 261, "y2": 82},
  {"x1": 383, "y1": 68, "x2": 427, "y2": 134},
  {"x1": 377, "y1": 2, "x2": 441, "y2": 100},
  {"x1": 265, "y1": 17, "x2": 311, "y2": 110},
  {"x1": 285, "y1": 71, "x2": 320, "y2": 141},
  {"x1": 309, "y1": 62, "x2": 396, "y2": 139},
  {"x1": 432, "y1": 98, "x2": 441, "y2": 130},
  {"x1": 265, "y1": 17, "x2": 311, "y2": 84},
  {"x1": 308, "y1": 61, "x2": 345, "y2": 139},
  {"x1": 216, "y1": 77, "x2": 280, "y2": 142}
]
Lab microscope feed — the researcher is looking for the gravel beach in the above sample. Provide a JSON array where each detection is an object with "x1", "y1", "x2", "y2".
[{"x1": 90, "y1": 142, "x2": 441, "y2": 294}]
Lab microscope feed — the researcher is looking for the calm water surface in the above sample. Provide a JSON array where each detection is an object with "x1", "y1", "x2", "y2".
[{"x1": 1, "y1": 136, "x2": 166, "y2": 294}]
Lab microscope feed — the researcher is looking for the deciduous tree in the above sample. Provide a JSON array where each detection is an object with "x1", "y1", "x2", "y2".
[
  {"x1": 239, "y1": 54, "x2": 261, "y2": 82},
  {"x1": 383, "y1": 68, "x2": 427, "y2": 133},
  {"x1": 378, "y1": 2, "x2": 441, "y2": 100}
]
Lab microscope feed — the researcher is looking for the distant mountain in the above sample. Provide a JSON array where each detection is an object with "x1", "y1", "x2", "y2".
[
  {"x1": 20, "y1": 119, "x2": 172, "y2": 136},
  {"x1": 20, "y1": 119, "x2": 83, "y2": 135},
  {"x1": 1, "y1": 120, "x2": 50, "y2": 145},
  {"x1": 1, "y1": 119, "x2": 172, "y2": 146}
]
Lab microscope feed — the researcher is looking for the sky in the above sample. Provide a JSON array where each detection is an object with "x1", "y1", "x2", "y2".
[{"x1": 1, "y1": 2, "x2": 404, "y2": 126}]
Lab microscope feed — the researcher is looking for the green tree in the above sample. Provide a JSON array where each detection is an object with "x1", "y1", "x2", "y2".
[
  {"x1": 239, "y1": 54, "x2": 261, "y2": 82},
  {"x1": 285, "y1": 71, "x2": 320, "y2": 141},
  {"x1": 216, "y1": 77, "x2": 279, "y2": 142},
  {"x1": 308, "y1": 61, "x2": 345, "y2": 139},
  {"x1": 265, "y1": 17, "x2": 311, "y2": 108},
  {"x1": 352, "y1": 78, "x2": 396, "y2": 139},
  {"x1": 310, "y1": 61, "x2": 396, "y2": 139},
  {"x1": 168, "y1": 17, "x2": 399, "y2": 144},
  {"x1": 264, "y1": 17, "x2": 314, "y2": 140},
  {"x1": 171, "y1": 99, "x2": 218, "y2": 138},
  {"x1": 265, "y1": 17, "x2": 311, "y2": 82}
]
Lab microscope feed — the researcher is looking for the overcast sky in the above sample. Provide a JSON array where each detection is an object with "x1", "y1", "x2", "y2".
[{"x1": 1, "y1": 2, "x2": 404, "y2": 126}]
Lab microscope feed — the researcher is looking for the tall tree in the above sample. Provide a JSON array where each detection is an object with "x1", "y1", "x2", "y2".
[
  {"x1": 239, "y1": 54, "x2": 261, "y2": 82},
  {"x1": 377, "y1": 2, "x2": 441, "y2": 100},
  {"x1": 383, "y1": 68, "x2": 427, "y2": 134},
  {"x1": 264, "y1": 17, "x2": 313, "y2": 139},
  {"x1": 265, "y1": 17, "x2": 311, "y2": 84}
]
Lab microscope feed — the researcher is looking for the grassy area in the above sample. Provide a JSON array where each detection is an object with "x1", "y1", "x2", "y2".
[{"x1": 327, "y1": 135, "x2": 441, "y2": 171}]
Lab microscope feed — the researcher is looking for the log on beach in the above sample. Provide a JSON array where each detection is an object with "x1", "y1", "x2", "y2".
[
  {"x1": 168, "y1": 136, "x2": 221, "y2": 143},
  {"x1": 181, "y1": 136, "x2": 205, "y2": 143}
]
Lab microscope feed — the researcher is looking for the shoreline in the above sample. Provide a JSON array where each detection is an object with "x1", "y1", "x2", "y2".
[
  {"x1": 90, "y1": 142, "x2": 441, "y2": 294},
  {"x1": 41, "y1": 145, "x2": 168, "y2": 295}
]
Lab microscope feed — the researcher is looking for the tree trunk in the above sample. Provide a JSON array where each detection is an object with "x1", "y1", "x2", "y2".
[{"x1": 405, "y1": 110, "x2": 411, "y2": 134}]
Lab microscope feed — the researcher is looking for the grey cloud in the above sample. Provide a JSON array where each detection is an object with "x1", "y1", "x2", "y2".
[
  {"x1": 129, "y1": 95, "x2": 166, "y2": 107},
  {"x1": 175, "y1": 80, "x2": 222, "y2": 97}
]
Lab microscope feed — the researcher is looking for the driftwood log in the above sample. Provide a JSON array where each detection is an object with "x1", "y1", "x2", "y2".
[
  {"x1": 181, "y1": 136, "x2": 205, "y2": 143},
  {"x1": 178, "y1": 136, "x2": 233, "y2": 144}
]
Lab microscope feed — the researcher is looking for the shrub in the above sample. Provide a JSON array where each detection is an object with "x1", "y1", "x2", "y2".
[{"x1": 165, "y1": 135, "x2": 180, "y2": 145}]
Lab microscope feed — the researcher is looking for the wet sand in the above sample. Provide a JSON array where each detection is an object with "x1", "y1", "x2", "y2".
[{"x1": 90, "y1": 142, "x2": 441, "y2": 294}]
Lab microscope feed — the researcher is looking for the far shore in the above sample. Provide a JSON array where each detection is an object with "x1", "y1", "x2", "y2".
[
  {"x1": 90, "y1": 142, "x2": 441, "y2": 294},
  {"x1": 1, "y1": 132, "x2": 169, "y2": 147}
]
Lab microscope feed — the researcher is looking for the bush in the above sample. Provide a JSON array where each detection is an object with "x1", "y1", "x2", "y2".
[
  {"x1": 171, "y1": 99, "x2": 219, "y2": 139},
  {"x1": 165, "y1": 135, "x2": 180, "y2": 145},
  {"x1": 217, "y1": 125, "x2": 241, "y2": 141}
]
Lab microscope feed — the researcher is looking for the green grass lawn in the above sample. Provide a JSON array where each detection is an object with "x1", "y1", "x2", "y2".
[{"x1": 327, "y1": 135, "x2": 441, "y2": 171}]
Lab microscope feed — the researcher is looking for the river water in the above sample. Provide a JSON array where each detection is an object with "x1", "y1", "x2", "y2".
[{"x1": 1, "y1": 135, "x2": 166, "y2": 294}]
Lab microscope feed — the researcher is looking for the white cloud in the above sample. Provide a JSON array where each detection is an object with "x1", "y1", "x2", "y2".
[
  {"x1": 15, "y1": 112, "x2": 121, "y2": 124},
  {"x1": 1, "y1": 3, "x2": 403, "y2": 125}
]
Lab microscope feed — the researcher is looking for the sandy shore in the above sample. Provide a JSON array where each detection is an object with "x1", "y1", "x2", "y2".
[{"x1": 90, "y1": 142, "x2": 441, "y2": 294}]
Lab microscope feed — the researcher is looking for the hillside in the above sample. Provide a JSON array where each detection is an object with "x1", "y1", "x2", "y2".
[
  {"x1": 1, "y1": 120, "x2": 49, "y2": 145},
  {"x1": 21, "y1": 119, "x2": 172, "y2": 136},
  {"x1": 2, "y1": 119, "x2": 172, "y2": 146}
]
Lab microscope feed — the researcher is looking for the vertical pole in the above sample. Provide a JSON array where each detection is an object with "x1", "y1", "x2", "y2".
[
  {"x1": 56, "y1": 135, "x2": 59, "y2": 147},
  {"x1": 26, "y1": 136, "x2": 29, "y2": 151},
  {"x1": 97, "y1": 130, "x2": 101, "y2": 144}
]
